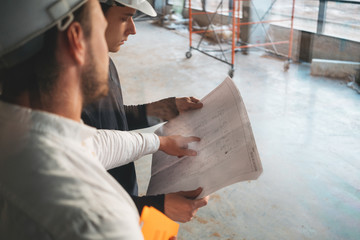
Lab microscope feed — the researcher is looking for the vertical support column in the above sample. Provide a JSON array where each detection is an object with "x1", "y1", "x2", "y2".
[
  {"x1": 228, "y1": 0, "x2": 233, "y2": 25},
  {"x1": 240, "y1": 0, "x2": 250, "y2": 55},
  {"x1": 188, "y1": 0, "x2": 192, "y2": 49},
  {"x1": 236, "y1": 0, "x2": 241, "y2": 43},
  {"x1": 317, "y1": 0, "x2": 327, "y2": 34},
  {"x1": 231, "y1": 0, "x2": 237, "y2": 66},
  {"x1": 288, "y1": 0, "x2": 296, "y2": 61}
]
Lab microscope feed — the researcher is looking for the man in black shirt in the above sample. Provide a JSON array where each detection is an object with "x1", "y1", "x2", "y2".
[{"x1": 82, "y1": 0, "x2": 209, "y2": 223}]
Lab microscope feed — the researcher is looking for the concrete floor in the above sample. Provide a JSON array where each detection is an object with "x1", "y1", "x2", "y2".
[{"x1": 110, "y1": 21, "x2": 360, "y2": 240}]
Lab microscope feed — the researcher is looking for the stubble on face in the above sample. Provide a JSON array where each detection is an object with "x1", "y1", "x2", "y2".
[
  {"x1": 81, "y1": 48, "x2": 109, "y2": 106},
  {"x1": 80, "y1": 0, "x2": 109, "y2": 106}
]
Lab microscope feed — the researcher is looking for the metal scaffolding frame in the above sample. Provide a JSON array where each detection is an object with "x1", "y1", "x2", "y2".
[{"x1": 186, "y1": 0, "x2": 296, "y2": 76}]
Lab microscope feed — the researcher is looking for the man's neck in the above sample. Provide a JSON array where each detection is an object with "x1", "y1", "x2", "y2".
[{"x1": 1, "y1": 70, "x2": 84, "y2": 122}]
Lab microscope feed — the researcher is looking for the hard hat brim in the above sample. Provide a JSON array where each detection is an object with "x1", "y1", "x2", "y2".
[{"x1": 115, "y1": 0, "x2": 157, "y2": 17}]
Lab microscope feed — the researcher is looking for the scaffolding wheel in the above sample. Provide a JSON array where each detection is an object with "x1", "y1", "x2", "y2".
[
  {"x1": 283, "y1": 60, "x2": 290, "y2": 71},
  {"x1": 186, "y1": 51, "x2": 192, "y2": 59},
  {"x1": 228, "y1": 69, "x2": 234, "y2": 78}
]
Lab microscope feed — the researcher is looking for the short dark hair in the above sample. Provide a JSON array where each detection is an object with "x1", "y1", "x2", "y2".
[
  {"x1": 100, "y1": 2, "x2": 126, "y2": 14},
  {"x1": 0, "y1": 2, "x2": 92, "y2": 98},
  {"x1": 100, "y1": 3, "x2": 112, "y2": 14}
]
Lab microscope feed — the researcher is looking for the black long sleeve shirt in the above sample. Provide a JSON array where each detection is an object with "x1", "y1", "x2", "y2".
[{"x1": 82, "y1": 58, "x2": 164, "y2": 214}]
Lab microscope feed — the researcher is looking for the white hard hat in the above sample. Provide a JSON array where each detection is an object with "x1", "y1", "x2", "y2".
[
  {"x1": 100, "y1": 0, "x2": 157, "y2": 17},
  {"x1": 0, "y1": 0, "x2": 87, "y2": 69}
]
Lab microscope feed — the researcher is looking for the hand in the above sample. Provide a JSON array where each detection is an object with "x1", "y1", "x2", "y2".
[
  {"x1": 146, "y1": 97, "x2": 203, "y2": 123},
  {"x1": 159, "y1": 135, "x2": 200, "y2": 157},
  {"x1": 175, "y1": 97, "x2": 203, "y2": 113},
  {"x1": 164, "y1": 187, "x2": 209, "y2": 223}
]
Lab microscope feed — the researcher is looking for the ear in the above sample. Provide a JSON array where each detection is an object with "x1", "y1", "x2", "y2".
[{"x1": 66, "y1": 22, "x2": 87, "y2": 66}]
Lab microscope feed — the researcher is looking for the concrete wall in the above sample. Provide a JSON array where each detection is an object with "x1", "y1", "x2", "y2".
[
  {"x1": 312, "y1": 35, "x2": 360, "y2": 62},
  {"x1": 265, "y1": 24, "x2": 360, "y2": 63},
  {"x1": 311, "y1": 59, "x2": 360, "y2": 79},
  {"x1": 183, "y1": 9, "x2": 236, "y2": 27}
]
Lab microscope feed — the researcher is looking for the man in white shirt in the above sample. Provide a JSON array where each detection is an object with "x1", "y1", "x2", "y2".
[{"x1": 0, "y1": 0, "x2": 196, "y2": 239}]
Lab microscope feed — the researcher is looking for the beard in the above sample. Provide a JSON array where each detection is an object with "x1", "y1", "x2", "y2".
[{"x1": 81, "y1": 49, "x2": 109, "y2": 107}]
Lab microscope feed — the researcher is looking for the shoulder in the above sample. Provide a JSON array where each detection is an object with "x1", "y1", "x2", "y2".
[
  {"x1": 0, "y1": 142, "x2": 143, "y2": 240},
  {"x1": 0, "y1": 190, "x2": 143, "y2": 240}
]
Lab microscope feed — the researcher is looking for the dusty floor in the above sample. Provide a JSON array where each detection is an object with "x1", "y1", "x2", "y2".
[{"x1": 110, "y1": 21, "x2": 360, "y2": 240}]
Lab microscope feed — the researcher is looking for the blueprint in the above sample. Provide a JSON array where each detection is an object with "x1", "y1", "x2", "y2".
[{"x1": 147, "y1": 77, "x2": 263, "y2": 198}]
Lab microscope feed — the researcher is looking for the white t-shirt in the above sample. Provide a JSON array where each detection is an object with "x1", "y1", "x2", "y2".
[{"x1": 0, "y1": 100, "x2": 159, "y2": 239}]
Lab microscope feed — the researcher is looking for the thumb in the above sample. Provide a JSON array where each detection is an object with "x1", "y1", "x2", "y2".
[
  {"x1": 190, "y1": 97, "x2": 201, "y2": 103},
  {"x1": 180, "y1": 187, "x2": 203, "y2": 199},
  {"x1": 189, "y1": 101, "x2": 203, "y2": 109},
  {"x1": 194, "y1": 195, "x2": 209, "y2": 209}
]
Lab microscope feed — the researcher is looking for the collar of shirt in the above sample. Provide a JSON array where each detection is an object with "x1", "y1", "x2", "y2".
[{"x1": 0, "y1": 100, "x2": 96, "y2": 142}]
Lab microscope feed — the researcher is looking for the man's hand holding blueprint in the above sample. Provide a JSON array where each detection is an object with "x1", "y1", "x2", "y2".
[{"x1": 147, "y1": 77, "x2": 263, "y2": 199}]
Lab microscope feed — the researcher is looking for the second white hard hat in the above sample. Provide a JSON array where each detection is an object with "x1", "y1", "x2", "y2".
[{"x1": 100, "y1": 0, "x2": 157, "y2": 17}]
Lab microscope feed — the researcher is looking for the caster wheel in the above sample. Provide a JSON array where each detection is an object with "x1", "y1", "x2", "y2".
[
  {"x1": 228, "y1": 69, "x2": 234, "y2": 78},
  {"x1": 186, "y1": 51, "x2": 192, "y2": 59},
  {"x1": 283, "y1": 60, "x2": 290, "y2": 71},
  {"x1": 241, "y1": 49, "x2": 248, "y2": 55}
]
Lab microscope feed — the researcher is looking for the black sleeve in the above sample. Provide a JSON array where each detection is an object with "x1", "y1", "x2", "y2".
[
  {"x1": 131, "y1": 194, "x2": 165, "y2": 215},
  {"x1": 124, "y1": 104, "x2": 150, "y2": 130}
]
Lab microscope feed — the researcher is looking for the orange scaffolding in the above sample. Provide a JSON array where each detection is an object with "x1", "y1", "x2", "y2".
[{"x1": 186, "y1": 0, "x2": 296, "y2": 76}]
